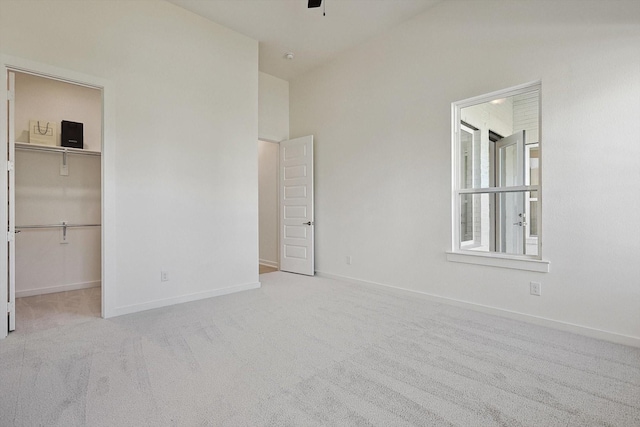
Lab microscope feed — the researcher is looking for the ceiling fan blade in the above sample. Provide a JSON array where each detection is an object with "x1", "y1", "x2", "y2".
[{"x1": 308, "y1": 0, "x2": 322, "y2": 8}]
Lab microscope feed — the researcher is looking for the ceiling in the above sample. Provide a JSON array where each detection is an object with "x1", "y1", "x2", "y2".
[{"x1": 166, "y1": 0, "x2": 443, "y2": 81}]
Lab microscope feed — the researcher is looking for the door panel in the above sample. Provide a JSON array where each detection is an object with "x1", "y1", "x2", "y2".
[
  {"x1": 498, "y1": 191, "x2": 525, "y2": 255},
  {"x1": 279, "y1": 136, "x2": 314, "y2": 275},
  {"x1": 495, "y1": 130, "x2": 525, "y2": 255}
]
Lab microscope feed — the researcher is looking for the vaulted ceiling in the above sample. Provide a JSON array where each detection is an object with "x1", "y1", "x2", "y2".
[{"x1": 166, "y1": 0, "x2": 442, "y2": 81}]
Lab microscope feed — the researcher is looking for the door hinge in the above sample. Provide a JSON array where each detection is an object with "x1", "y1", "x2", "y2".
[
  {"x1": 7, "y1": 231, "x2": 14, "y2": 242},
  {"x1": 7, "y1": 90, "x2": 14, "y2": 102},
  {"x1": 7, "y1": 301, "x2": 15, "y2": 314},
  {"x1": 7, "y1": 161, "x2": 14, "y2": 172}
]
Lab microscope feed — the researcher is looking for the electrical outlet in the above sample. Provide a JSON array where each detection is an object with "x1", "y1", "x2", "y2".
[
  {"x1": 161, "y1": 271, "x2": 169, "y2": 282},
  {"x1": 530, "y1": 281, "x2": 541, "y2": 296},
  {"x1": 346, "y1": 256, "x2": 352, "y2": 265}
]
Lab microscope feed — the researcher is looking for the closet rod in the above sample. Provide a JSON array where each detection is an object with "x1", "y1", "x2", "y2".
[
  {"x1": 15, "y1": 142, "x2": 101, "y2": 157},
  {"x1": 16, "y1": 224, "x2": 101, "y2": 230}
]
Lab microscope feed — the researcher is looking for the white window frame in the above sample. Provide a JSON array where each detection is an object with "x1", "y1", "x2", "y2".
[
  {"x1": 459, "y1": 123, "x2": 477, "y2": 247},
  {"x1": 524, "y1": 143, "x2": 539, "y2": 244},
  {"x1": 447, "y1": 81, "x2": 549, "y2": 273}
]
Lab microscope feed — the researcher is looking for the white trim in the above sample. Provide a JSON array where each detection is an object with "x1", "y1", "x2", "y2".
[
  {"x1": 8, "y1": 71, "x2": 16, "y2": 332},
  {"x1": 109, "y1": 282, "x2": 261, "y2": 317},
  {"x1": 0, "y1": 66, "x2": 9, "y2": 338},
  {"x1": 458, "y1": 185, "x2": 539, "y2": 194},
  {"x1": 257, "y1": 137, "x2": 281, "y2": 144},
  {"x1": 446, "y1": 251, "x2": 550, "y2": 273},
  {"x1": 459, "y1": 123, "x2": 475, "y2": 246},
  {"x1": 315, "y1": 271, "x2": 640, "y2": 348},
  {"x1": 453, "y1": 80, "x2": 542, "y2": 109},
  {"x1": 16, "y1": 280, "x2": 100, "y2": 298},
  {"x1": 259, "y1": 259, "x2": 279, "y2": 269}
]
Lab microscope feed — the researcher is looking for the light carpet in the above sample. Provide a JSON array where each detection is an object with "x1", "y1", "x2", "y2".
[{"x1": 1, "y1": 272, "x2": 639, "y2": 426}]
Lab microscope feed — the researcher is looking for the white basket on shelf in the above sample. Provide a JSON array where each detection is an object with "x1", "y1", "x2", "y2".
[{"x1": 29, "y1": 120, "x2": 57, "y2": 146}]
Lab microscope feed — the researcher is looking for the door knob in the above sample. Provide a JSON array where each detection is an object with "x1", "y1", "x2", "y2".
[{"x1": 303, "y1": 221, "x2": 314, "y2": 226}]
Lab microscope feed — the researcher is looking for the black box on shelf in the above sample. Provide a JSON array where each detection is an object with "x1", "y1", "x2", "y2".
[{"x1": 61, "y1": 120, "x2": 83, "y2": 149}]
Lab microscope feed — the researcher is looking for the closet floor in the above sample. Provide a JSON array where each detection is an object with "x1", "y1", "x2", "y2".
[
  {"x1": 259, "y1": 264, "x2": 278, "y2": 274},
  {"x1": 15, "y1": 287, "x2": 101, "y2": 334}
]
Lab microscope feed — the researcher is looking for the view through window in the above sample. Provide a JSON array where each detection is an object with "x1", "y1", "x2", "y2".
[{"x1": 453, "y1": 83, "x2": 541, "y2": 258}]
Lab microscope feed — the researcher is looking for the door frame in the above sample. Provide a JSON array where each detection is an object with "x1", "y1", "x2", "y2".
[
  {"x1": 1, "y1": 54, "x2": 116, "y2": 338},
  {"x1": 257, "y1": 136, "x2": 315, "y2": 275},
  {"x1": 258, "y1": 138, "x2": 281, "y2": 271}
]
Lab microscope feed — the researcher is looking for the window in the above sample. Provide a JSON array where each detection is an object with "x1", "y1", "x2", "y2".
[{"x1": 449, "y1": 82, "x2": 548, "y2": 272}]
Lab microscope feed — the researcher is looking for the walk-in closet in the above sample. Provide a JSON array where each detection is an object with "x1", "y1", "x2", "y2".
[{"x1": 8, "y1": 70, "x2": 102, "y2": 332}]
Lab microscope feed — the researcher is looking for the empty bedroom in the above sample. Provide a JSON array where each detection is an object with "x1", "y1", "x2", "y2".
[{"x1": 0, "y1": 0, "x2": 638, "y2": 425}]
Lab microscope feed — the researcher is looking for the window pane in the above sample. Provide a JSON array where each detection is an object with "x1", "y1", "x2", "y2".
[
  {"x1": 460, "y1": 193, "x2": 473, "y2": 241},
  {"x1": 529, "y1": 200, "x2": 538, "y2": 237},
  {"x1": 460, "y1": 88, "x2": 539, "y2": 189},
  {"x1": 460, "y1": 129, "x2": 473, "y2": 189},
  {"x1": 459, "y1": 190, "x2": 539, "y2": 256},
  {"x1": 528, "y1": 146, "x2": 539, "y2": 186},
  {"x1": 460, "y1": 193, "x2": 491, "y2": 251},
  {"x1": 526, "y1": 190, "x2": 539, "y2": 255},
  {"x1": 495, "y1": 191, "x2": 526, "y2": 254},
  {"x1": 498, "y1": 143, "x2": 520, "y2": 186}
]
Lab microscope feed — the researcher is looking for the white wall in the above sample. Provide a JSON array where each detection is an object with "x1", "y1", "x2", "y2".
[
  {"x1": 290, "y1": 0, "x2": 640, "y2": 343},
  {"x1": 259, "y1": 72, "x2": 289, "y2": 142},
  {"x1": 1, "y1": 0, "x2": 259, "y2": 316},
  {"x1": 258, "y1": 141, "x2": 279, "y2": 267}
]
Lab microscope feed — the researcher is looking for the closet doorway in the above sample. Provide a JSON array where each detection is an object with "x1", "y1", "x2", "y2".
[
  {"x1": 258, "y1": 136, "x2": 315, "y2": 277},
  {"x1": 7, "y1": 69, "x2": 103, "y2": 333}
]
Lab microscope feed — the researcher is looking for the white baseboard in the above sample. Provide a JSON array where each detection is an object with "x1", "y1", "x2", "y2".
[
  {"x1": 315, "y1": 271, "x2": 640, "y2": 348},
  {"x1": 16, "y1": 280, "x2": 101, "y2": 298},
  {"x1": 109, "y1": 281, "x2": 261, "y2": 318},
  {"x1": 259, "y1": 259, "x2": 278, "y2": 269}
]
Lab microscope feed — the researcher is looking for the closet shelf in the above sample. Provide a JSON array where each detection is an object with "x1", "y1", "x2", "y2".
[{"x1": 15, "y1": 142, "x2": 101, "y2": 157}]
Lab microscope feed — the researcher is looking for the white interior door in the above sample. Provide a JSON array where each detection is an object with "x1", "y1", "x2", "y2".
[
  {"x1": 279, "y1": 135, "x2": 314, "y2": 275},
  {"x1": 495, "y1": 130, "x2": 525, "y2": 254},
  {"x1": 7, "y1": 71, "x2": 16, "y2": 331}
]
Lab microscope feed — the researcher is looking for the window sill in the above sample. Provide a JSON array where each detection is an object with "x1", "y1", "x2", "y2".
[{"x1": 446, "y1": 251, "x2": 550, "y2": 273}]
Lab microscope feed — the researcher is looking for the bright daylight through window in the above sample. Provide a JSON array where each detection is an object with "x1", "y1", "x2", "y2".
[{"x1": 451, "y1": 82, "x2": 541, "y2": 262}]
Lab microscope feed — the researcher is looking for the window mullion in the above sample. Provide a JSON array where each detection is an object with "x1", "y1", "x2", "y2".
[{"x1": 458, "y1": 185, "x2": 539, "y2": 195}]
